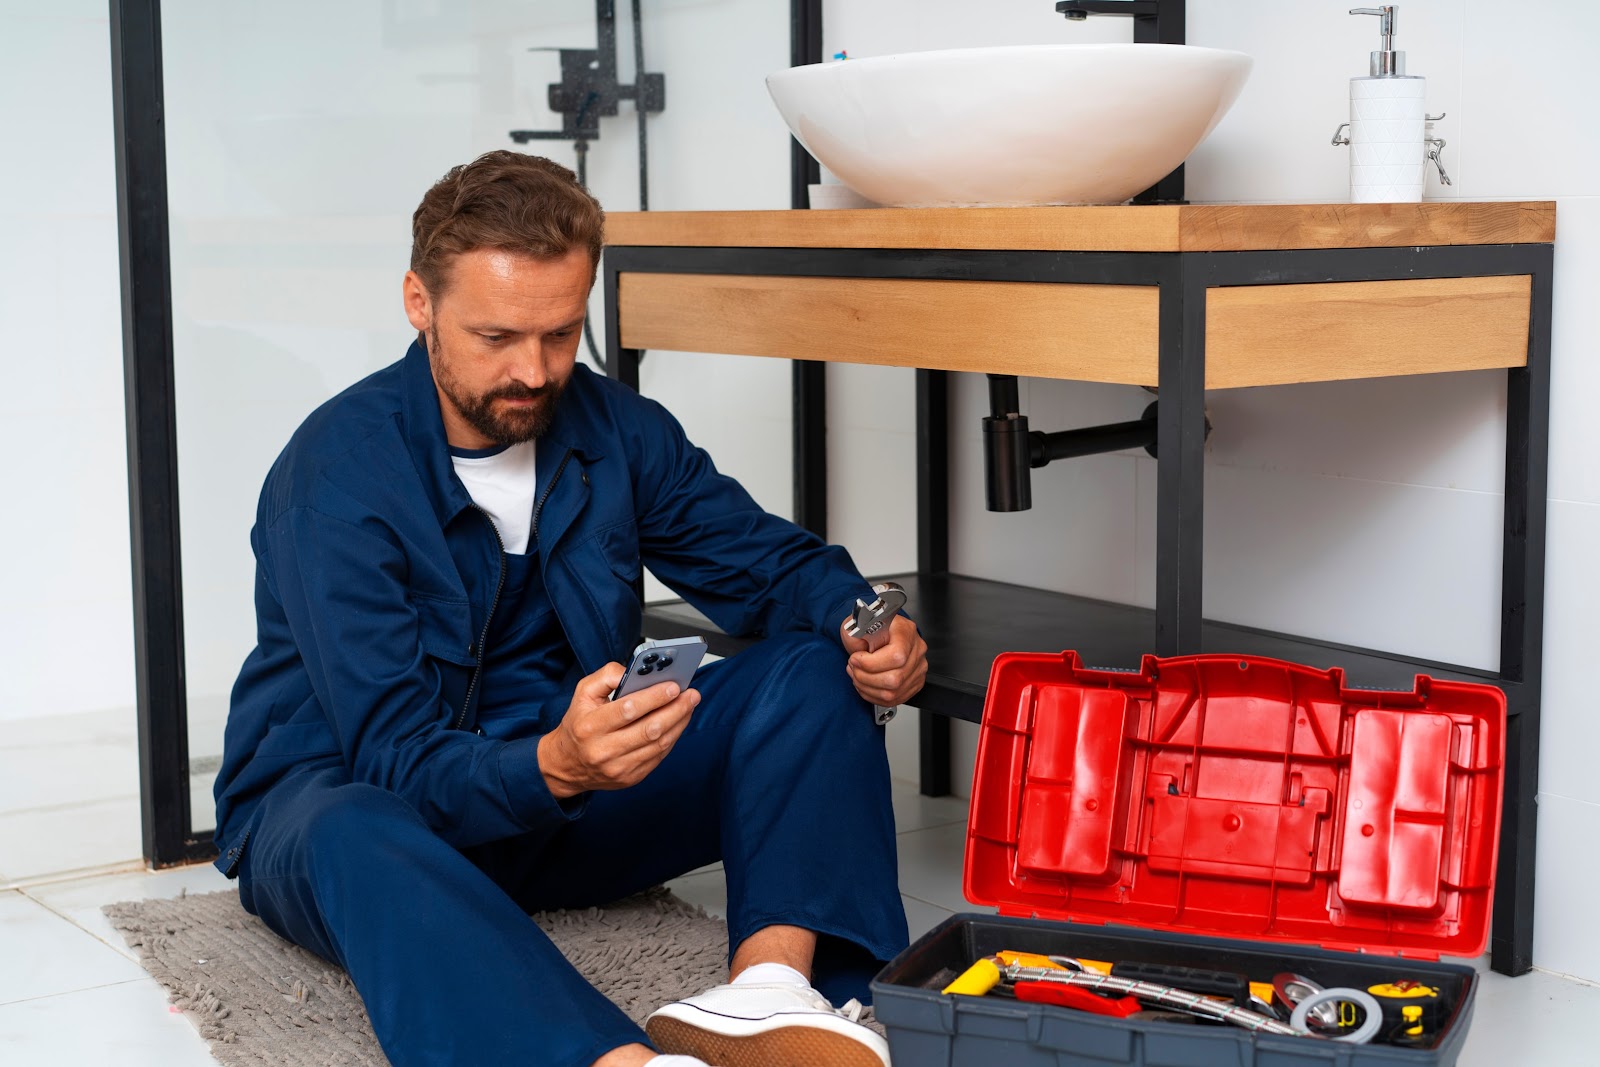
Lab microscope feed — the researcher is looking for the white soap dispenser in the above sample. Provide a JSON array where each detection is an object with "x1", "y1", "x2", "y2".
[{"x1": 1331, "y1": 5, "x2": 1439, "y2": 203}]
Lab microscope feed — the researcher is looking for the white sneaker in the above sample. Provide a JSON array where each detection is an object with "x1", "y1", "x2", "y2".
[{"x1": 645, "y1": 982, "x2": 890, "y2": 1067}]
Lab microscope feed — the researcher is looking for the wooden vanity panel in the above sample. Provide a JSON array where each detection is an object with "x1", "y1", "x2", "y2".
[
  {"x1": 607, "y1": 207, "x2": 1183, "y2": 252},
  {"x1": 618, "y1": 273, "x2": 1161, "y2": 384},
  {"x1": 1179, "y1": 202, "x2": 1555, "y2": 252},
  {"x1": 604, "y1": 202, "x2": 1553, "y2": 253},
  {"x1": 1205, "y1": 275, "x2": 1533, "y2": 389}
]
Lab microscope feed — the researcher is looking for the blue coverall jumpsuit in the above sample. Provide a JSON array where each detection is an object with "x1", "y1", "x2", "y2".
[{"x1": 211, "y1": 342, "x2": 910, "y2": 1067}]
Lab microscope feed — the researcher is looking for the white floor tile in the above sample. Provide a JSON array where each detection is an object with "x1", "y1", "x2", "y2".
[
  {"x1": 662, "y1": 870, "x2": 727, "y2": 920},
  {"x1": 1459, "y1": 962, "x2": 1600, "y2": 1066},
  {"x1": 896, "y1": 822, "x2": 988, "y2": 915},
  {"x1": 0, "y1": 977, "x2": 220, "y2": 1066},
  {"x1": 901, "y1": 896, "x2": 955, "y2": 943},
  {"x1": 22, "y1": 862, "x2": 234, "y2": 963},
  {"x1": 890, "y1": 779, "x2": 969, "y2": 835},
  {"x1": 884, "y1": 710, "x2": 920, "y2": 786},
  {"x1": 0, "y1": 890, "x2": 148, "y2": 1006}
]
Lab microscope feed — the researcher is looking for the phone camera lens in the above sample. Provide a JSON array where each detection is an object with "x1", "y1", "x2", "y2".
[
  {"x1": 638, "y1": 664, "x2": 654, "y2": 675},
  {"x1": 659, "y1": 657, "x2": 674, "y2": 669},
  {"x1": 642, "y1": 652, "x2": 659, "y2": 664}
]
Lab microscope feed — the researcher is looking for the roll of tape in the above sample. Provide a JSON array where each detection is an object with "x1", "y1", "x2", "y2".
[{"x1": 1290, "y1": 987, "x2": 1384, "y2": 1045}]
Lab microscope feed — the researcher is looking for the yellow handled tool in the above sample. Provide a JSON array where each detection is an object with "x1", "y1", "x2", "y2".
[{"x1": 942, "y1": 957, "x2": 1003, "y2": 996}]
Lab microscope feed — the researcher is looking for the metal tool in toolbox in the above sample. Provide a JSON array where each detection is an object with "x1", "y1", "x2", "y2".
[
  {"x1": 942, "y1": 953, "x2": 1398, "y2": 1045},
  {"x1": 845, "y1": 581, "x2": 907, "y2": 725}
]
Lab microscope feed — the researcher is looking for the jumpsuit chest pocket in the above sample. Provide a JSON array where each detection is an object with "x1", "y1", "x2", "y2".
[
  {"x1": 597, "y1": 518, "x2": 641, "y2": 584},
  {"x1": 411, "y1": 593, "x2": 477, "y2": 723},
  {"x1": 561, "y1": 519, "x2": 643, "y2": 656}
]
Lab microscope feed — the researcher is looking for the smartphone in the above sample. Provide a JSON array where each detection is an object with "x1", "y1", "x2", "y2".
[{"x1": 611, "y1": 636, "x2": 708, "y2": 702}]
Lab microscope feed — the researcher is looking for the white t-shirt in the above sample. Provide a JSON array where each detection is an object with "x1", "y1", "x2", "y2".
[{"x1": 450, "y1": 441, "x2": 538, "y2": 554}]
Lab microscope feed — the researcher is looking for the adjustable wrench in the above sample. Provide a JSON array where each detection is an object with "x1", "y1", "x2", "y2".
[{"x1": 845, "y1": 581, "x2": 908, "y2": 725}]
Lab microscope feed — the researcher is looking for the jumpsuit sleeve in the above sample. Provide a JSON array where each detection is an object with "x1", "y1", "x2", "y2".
[
  {"x1": 263, "y1": 504, "x2": 586, "y2": 847},
  {"x1": 627, "y1": 396, "x2": 874, "y2": 641}
]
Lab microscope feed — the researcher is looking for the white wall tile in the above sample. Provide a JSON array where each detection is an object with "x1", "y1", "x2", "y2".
[
  {"x1": 1530, "y1": 793, "x2": 1600, "y2": 983},
  {"x1": 0, "y1": 6, "x2": 119, "y2": 217},
  {"x1": 826, "y1": 423, "x2": 919, "y2": 579},
  {"x1": 1459, "y1": 1, "x2": 1600, "y2": 200},
  {"x1": 0, "y1": 709, "x2": 138, "y2": 817},
  {"x1": 1531, "y1": 500, "x2": 1600, "y2": 807},
  {"x1": 948, "y1": 374, "x2": 1144, "y2": 605},
  {"x1": 1546, "y1": 197, "x2": 1600, "y2": 506},
  {"x1": 825, "y1": 0, "x2": 1129, "y2": 61},
  {"x1": 0, "y1": 8, "x2": 133, "y2": 726},
  {"x1": 0, "y1": 797, "x2": 141, "y2": 884},
  {"x1": 829, "y1": 363, "x2": 917, "y2": 436},
  {"x1": 639, "y1": 350, "x2": 795, "y2": 521},
  {"x1": 1204, "y1": 372, "x2": 1507, "y2": 496},
  {"x1": 1201, "y1": 462, "x2": 1503, "y2": 669}
]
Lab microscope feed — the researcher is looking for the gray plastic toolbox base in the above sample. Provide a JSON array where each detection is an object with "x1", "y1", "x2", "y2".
[{"x1": 871, "y1": 913, "x2": 1478, "y2": 1067}]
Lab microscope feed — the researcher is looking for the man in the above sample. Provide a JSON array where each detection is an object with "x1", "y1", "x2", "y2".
[{"x1": 211, "y1": 150, "x2": 928, "y2": 1067}]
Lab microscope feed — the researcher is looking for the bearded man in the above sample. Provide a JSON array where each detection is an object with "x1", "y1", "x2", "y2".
[{"x1": 211, "y1": 150, "x2": 927, "y2": 1067}]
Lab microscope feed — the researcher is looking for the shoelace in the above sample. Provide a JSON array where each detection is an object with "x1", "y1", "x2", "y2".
[
  {"x1": 703, "y1": 982, "x2": 870, "y2": 1025},
  {"x1": 799, "y1": 987, "x2": 865, "y2": 1023}
]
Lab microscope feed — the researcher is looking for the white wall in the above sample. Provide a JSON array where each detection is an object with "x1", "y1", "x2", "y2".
[
  {"x1": 0, "y1": 4, "x2": 135, "y2": 724},
  {"x1": 5, "y1": 0, "x2": 1598, "y2": 980},
  {"x1": 831, "y1": 0, "x2": 1600, "y2": 983}
]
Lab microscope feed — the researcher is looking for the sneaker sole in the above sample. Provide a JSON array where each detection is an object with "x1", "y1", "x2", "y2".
[{"x1": 646, "y1": 1015, "x2": 887, "y2": 1067}]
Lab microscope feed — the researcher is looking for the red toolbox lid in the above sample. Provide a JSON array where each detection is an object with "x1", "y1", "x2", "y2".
[{"x1": 964, "y1": 652, "x2": 1506, "y2": 960}]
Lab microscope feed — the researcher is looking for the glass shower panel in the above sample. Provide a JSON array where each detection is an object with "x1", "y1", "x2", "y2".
[{"x1": 160, "y1": 0, "x2": 791, "y2": 837}]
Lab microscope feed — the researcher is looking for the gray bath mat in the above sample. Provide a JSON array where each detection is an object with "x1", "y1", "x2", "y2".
[{"x1": 103, "y1": 886, "x2": 778, "y2": 1066}]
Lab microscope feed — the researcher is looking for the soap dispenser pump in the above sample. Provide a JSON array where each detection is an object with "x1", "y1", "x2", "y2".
[{"x1": 1330, "y1": 5, "x2": 1449, "y2": 203}]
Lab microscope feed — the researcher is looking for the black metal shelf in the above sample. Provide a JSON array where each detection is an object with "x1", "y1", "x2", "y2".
[{"x1": 643, "y1": 570, "x2": 1517, "y2": 725}]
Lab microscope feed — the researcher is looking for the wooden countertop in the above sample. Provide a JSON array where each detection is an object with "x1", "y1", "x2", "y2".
[{"x1": 605, "y1": 201, "x2": 1554, "y2": 253}]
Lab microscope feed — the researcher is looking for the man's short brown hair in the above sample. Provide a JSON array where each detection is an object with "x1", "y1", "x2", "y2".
[{"x1": 410, "y1": 150, "x2": 604, "y2": 296}]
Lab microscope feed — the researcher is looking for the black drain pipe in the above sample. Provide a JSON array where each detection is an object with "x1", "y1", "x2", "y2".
[{"x1": 985, "y1": 374, "x2": 1207, "y2": 513}]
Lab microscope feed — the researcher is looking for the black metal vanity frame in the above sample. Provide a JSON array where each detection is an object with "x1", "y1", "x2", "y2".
[{"x1": 602, "y1": 239, "x2": 1552, "y2": 978}]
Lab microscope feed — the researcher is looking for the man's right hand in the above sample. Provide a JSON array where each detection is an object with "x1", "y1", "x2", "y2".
[{"x1": 536, "y1": 662, "x2": 699, "y2": 799}]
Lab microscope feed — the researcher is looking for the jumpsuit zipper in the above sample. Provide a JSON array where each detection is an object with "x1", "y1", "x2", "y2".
[
  {"x1": 455, "y1": 447, "x2": 575, "y2": 731},
  {"x1": 224, "y1": 827, "x2": 252, "y2": 877},
  {"x1": 531, "y1": 448, "x2": 575, "y2": 545}
]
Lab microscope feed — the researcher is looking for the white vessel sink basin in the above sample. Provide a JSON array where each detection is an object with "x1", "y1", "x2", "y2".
[{"x1": 766, "y1": 44, "x2": 1251, "y2": 208}]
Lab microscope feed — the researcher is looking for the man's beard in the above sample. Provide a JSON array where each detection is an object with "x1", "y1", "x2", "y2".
[{"x1": 429, "y1": 326, "x2": 565, "y2": 445}]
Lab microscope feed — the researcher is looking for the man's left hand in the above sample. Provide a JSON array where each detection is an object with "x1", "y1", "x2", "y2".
[{"x1": 839, "y1": 613, "x2": 929, "y2": 709}]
